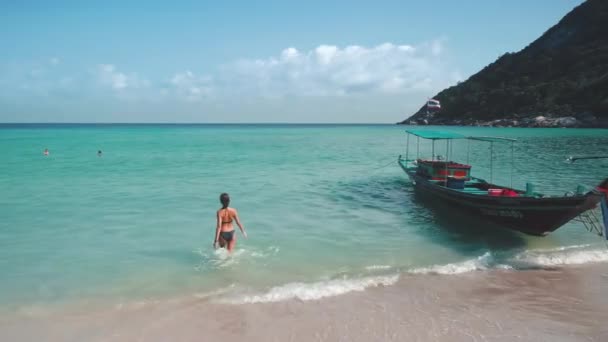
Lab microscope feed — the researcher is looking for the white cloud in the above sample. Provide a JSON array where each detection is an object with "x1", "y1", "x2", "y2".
[
  {"x1": 315, "y1": 45, "x2": 338, "y2": 65},
  {"x1": 168, "y1": 70, "x2": 214, "y2": 101},
  {"x1": 216, "y1": 40, "x2": 460, "y2": 98},
  {"x1": 97, "y1": 64, "x2": 146, "y2": 90},
  {"x1": 281, "y1": 47, "x2": 299, "y2": 60},
  {"x1": 5, "y1": 40, "x2": 460, "y2": 107}
]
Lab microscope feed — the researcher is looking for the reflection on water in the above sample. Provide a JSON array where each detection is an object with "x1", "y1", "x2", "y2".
[{"x1": 409, "y1": 191, "x2": 527, "y2": 251}]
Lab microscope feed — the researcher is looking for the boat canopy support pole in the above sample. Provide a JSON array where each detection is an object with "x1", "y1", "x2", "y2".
[
  {"x1": 405, "y1": 133, "x2": 410, "y2": 161},
  {"x1": 417, "y1": 137, "x2": 420, "y2": 160},
  {"x1": 467, "y1": 139, "x2": 470, "y2": 165},
  {"x1": 432, "y1": 140, "x2": 435, "y2": 161},
  {"x1": 510, "y1": 141, "x2": 514, "y2": 188},
  {"x1": 490, "y1": 141, "x2": 494, "y2": 183},
  {"x1": 450, "y1": 140, "x2": 454, "y2": 161}
]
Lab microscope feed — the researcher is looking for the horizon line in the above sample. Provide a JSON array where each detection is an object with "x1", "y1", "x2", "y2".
[{"x1": 0, "y1": 122, "x2": 397, "y2": 125}]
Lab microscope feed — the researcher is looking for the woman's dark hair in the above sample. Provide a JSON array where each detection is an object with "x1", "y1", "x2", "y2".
[{"x1": 220, "y1": 193, "x2": 230, "y2": 209}]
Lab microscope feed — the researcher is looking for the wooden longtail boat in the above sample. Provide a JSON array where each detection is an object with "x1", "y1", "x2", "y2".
[{"x1": 398, "y1": 130, "x2": 608, "y2": 236}]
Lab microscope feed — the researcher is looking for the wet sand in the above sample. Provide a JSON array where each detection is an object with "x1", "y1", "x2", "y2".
[{"x1": 1, "y1": 264, "x2": 607, "y2": 341}]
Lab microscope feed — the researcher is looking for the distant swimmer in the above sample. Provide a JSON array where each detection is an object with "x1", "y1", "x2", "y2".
[
  {"x1": 214, "y1": 193, "x2": 247, "y2": 253},
  {"x1": 97, "y1": 150, "x2": 102, "y2": 157},
  {"x1": 43, "y1": 148, "x2": 49, "y2": 156}
]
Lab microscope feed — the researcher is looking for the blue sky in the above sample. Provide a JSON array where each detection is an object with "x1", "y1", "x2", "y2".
[{"x1": 0, "y1": 0, "x2": 584, "y2": 123}]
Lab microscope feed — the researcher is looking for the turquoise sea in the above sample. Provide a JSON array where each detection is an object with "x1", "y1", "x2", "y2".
[{"x1": 1, "y1": 124, "x2": 607, "y2": 309}]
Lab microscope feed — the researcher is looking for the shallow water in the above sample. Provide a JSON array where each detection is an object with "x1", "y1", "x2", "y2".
[{"x1": 0, "y1": 124, "x2": 607, "y2": 309}]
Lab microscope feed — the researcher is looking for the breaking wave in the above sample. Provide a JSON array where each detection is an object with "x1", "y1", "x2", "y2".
[
  {"x1": 511, "y1": 247, "x2": 608, "y2": 267},
  {"x1": 225, "y1": 274, "x2": 399, "y2": 304},
  {"x1": 409, "y1": 252, "x2": 508, "y2": 274},
  {"x1": 409, "y1": 245, "x2": 608, "y2": 275}
]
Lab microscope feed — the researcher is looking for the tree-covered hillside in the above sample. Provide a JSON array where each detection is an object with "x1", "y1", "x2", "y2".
[{"x1": 402, "y1": 0, "x2": 608, "y2": 127}]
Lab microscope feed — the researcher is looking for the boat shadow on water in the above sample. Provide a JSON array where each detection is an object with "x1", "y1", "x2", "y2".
[
  {"x1": 407, "y1": 191, "x2": 530, "y2": 255},
  {"x1": 328, "y1": 175, "x2": 530, "y2": 256}
]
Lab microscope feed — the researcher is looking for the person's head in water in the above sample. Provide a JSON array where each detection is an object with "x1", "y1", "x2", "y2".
[
  {"x1": 97, "y1": 150, "x2": 102, "y2": 156},
  {"x1": 220, "y1": 193, "x2": 230, "y2": 209}
]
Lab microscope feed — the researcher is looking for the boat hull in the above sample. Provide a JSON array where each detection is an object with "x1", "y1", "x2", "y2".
[{"x1": 399, "y1": 161, "x2": 602, "y2": 236}]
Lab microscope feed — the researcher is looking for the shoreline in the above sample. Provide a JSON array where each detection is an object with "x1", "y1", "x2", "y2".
[
  {"x1": 398, "y1": 114, "x2": 608, "y2": 128},
  {"x1": 2, "y1": 263, "x2": 607, "y2": 341}
]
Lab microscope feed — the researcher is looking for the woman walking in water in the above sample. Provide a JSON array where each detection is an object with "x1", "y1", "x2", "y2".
[{"x1": 214, "y1": 193, "x2": 247, "y2": 253}]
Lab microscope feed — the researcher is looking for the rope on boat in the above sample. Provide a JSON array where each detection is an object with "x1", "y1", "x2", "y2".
[
  {"x1": 360, "y1": 155, "x2": 401, "y2": 173},
  {"x1": 566, "y1": 155, "x2": 608, "y2": 163},
  {"x1": 574, "y1": 199, "x2": 608, "y2": 249},
  {"x1": 369, "y1": 158, "x2": 398, "y2": 172}
]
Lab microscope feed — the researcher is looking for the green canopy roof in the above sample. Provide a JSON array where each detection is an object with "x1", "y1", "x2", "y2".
[
  {"x1": 405, "y1": 130, "x2": 466, "y2": 140},
  {"x1": 468, "y1": 136, "x2": 517, "y2": 142},
  {"x1": 405, "y1": 129, "x2": 516, "y2": 142}
]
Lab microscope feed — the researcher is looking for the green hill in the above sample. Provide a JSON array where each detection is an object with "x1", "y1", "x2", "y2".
[{"x1": 401, "y1": 0, "x2": 608, "y2": 128}]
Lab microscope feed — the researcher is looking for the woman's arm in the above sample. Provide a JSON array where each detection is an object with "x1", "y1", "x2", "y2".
[
  {"x1": 214, "y1": 211, "x2": 222, "y2": 248},
  {"x1": 234, "y1": 210, "x2": 247, "y2": 238}
]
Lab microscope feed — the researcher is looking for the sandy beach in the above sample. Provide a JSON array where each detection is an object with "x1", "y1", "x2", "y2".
[{"x1": 2, "y1": 263, "x2": 607, "y2": 342}]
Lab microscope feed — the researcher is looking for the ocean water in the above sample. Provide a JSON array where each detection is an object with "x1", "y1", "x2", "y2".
[{"x1": 1, "y1": 124, "x2": 607, "y2": 310}]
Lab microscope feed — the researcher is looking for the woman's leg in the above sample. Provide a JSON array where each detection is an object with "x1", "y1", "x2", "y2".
[
  {"x1": 218, "y1": 236, "x2": 227, "y2": 248},
  {"x1": 226, "y1": 237, "x2": 236, "y2": 253}
]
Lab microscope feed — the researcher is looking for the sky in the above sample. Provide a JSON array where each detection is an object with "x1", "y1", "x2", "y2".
[{"x1": 0, "y1": 0, "x2": 585, "y2": 123}]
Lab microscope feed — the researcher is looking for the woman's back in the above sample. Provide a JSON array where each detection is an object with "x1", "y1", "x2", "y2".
[{"x1": 218, "y1": 207, "x2": 236, "y2": 230}]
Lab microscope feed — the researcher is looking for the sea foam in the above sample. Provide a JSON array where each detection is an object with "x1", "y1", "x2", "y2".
[
  {"x1": 410, "y1": 246, "x2": 608, "y2": 275},
  {"x1": 364, "y1": 264, "x2": 392, "y2": 271},
  {"x1": 225, "y1": 274, "x2": 399, "y2": 304},
  {"x1": 512, "y1": 247, "x2": 608, "y2": 267},
  {"x1": 409, "y1": 252, "x2": 499, "y2": 275}
]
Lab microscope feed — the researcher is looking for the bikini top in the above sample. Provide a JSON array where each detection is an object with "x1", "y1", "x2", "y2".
[{"x1": 221, "y1": 208, "x2": 233, "y2": 224}]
